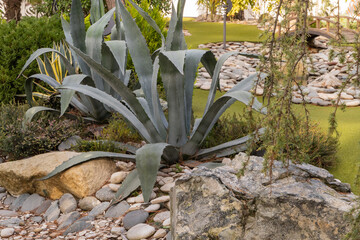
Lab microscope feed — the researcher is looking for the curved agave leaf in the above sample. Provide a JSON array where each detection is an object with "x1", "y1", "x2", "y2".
[
  {"x1": 90, "y1": 0, "x2": 106, "y2": 23},
  {"x1": 18, "y1": 48, "x2": 75, "y2": 79},
  {"x1": 22, "y1": 106, "x2": 59, "y2": 129},
  {"x1": 86, "y1": 8, "x2": 116, "y2": 91},
  {"x1": 204, "y1": 52, "x2": 238, "y2": 115},
  {"x1": 127, "y1": 0, "x2": 165, "y2": 48},
  {"x1": 110, "y1": 0, "x2": 123, "y2": 41},
  {"x1": 136, "y1": 143, "x2": 170, "y2": 203},
  {"x1": 166, "y1": 1, "x2": 187, "y2": 51},
  {"x1": 196, "y1": 128, "x2": 266, "y2": 159},
  {"x1": 86, "y1": 8, "x2": 115, "y2": 64},
  {"x1": 67, "y1": 43, "x2": 164, "y2": 143},
  {"x1": 59, "y1": 84, "x2": 154, "y2": 142},
  {"x1": 182, "y1": 90, "x2": 264, "y2": 156},
  {"x1": 60, "y1": 74, "x2": 93, "y2": 116},
  {"x1": 25, "y1": 74, "x2": 60, "y2": 106},
  {"x1": 70, "y1": 0, "x2": 86, "y2": 53},
  {"x1": 39, "y1": 151, "x2": 136, "y2": 181},
  {"x1": 151, "y1": 56, "x2": 168, "y2": 139},
  {"x1": 104, "y1": 41, "x2": 127, "y2": 76},
  {"x1": 111, "y1": 169, "x2": 140, "y2": 205},
  {"x1": 159, "y1": 52, "x2": 187, "y2": 147},
  {"x1": 184, "y1": 50, "x2": 214, "y2": 134},
  {"x1": 116, "y1": 0, "x2": 154, "y2": 112}
]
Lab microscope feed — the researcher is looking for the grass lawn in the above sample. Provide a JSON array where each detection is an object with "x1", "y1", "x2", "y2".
[
  {"x1": 186, "y1": 20, "x2": 360, "y2": 194},
  {"x1": 183, "y1": 18, "x2": 265, "y2": 49}
]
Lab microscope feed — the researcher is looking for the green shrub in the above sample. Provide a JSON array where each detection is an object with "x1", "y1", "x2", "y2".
[
  {"x1": 202, "y1": 113, "x2": 254, "y2": 149},
  {"x1": 101, "y1": 113, "x2": 142, "y2": 143},
  {"x1": 72, "y1": 140, "x2": 126, "y2": 153},
  {"x1": 0, "y1": 103, "x2": 81, "y2": 160},
  {"x1": 0, "y1": 15, "x2": 64, "y2": 104},
  {"x1": 290, "y1": 121, "x2": 338, "y2": 169},
  {"x1": 34, "y1": 0, "x2": 92, "y2": 16}
]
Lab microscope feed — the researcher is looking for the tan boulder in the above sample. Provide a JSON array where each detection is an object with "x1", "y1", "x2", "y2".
[{"x1": 0, "y1": 152, "x2": 117, "y2": 199}]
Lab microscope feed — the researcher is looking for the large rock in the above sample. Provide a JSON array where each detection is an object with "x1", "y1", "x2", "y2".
[
  {"x1": 171, "y1": 153, "x2": 357, "y2": 240},
  {"x1": 0, "y1": 152, "x2": 117, "y2": 199}
]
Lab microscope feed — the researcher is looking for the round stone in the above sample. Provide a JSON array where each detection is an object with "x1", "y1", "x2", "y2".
[
  {"x1": 160, "y1": 182, "x2": 175, "y2": 192},
  {"x1": 96, "y1": 187, "x2": 115, "y2": 201},
  {"x1": 78, "y1": 197, "x2": 101, "y2": 211},
  {"x1": 1, "y1": 228, "x2": 14, "y2": 237},
  {"x1": 123, "y1": 210, "x2": 149, "y2": 230},
  {"x1": 153, "y1": 229, "x2": 167, "y2": 238},
  {"x1": 108, "y1": 183, "x2": 120, "y2": 192},
  {"x1": 109, "y1": 171, "x2": 128, "y2": 184},
  {"x1": 59, "y1": 193, "x2": 77, "y2": 214},
  {"x1": 150, "y1": 196, "x2": 170, "y2": 204},
  {"x1": 153, "y1": 211, "x2": 170, "y2": 223},
  {"x1": 144, "y1": 204, "x2": 160, "y2": 212},
  {"x1": 126, "y1": 223, "x2": 156, "y2": 240},
  {"x1": 111, "y1": 226, "x2": 125, "y2": 235}
]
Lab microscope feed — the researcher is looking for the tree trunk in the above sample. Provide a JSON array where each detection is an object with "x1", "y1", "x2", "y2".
[
  {"x1": 105, "y1": 0, "x2": 116, "y2": 10},
  {"x1": 3, "y1": 0, "x2": 22, "y2": 22}
]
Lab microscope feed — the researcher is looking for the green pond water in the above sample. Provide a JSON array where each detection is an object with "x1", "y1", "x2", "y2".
[{"x1": 192, "y1": 89, "x2": 360, "y2": 195}]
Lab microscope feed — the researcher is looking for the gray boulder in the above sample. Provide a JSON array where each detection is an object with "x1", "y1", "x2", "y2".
[{"x1": 171, "y1": 153, "x2": 357, "y2": 240}]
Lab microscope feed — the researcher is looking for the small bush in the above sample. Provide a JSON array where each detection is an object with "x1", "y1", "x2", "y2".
[
  {"x1": 0, "y1": 103, "x2": 81, "y2": 160},
  {"x1": 203, "y1": 113, "x2": 338, "y2": 169},
  {"x1": 0, "y1": 15, "x2": 64, "y2": 104},
  {"x1": 101, "y1": 113, "x2": 142, "y2": 143},
  {"x1": 289, "y1": 121, "x2": 338, "y2": 169},
  {"x1": 72, "y1": 140, "x2": 126, "y2": 153},
  {"x1": 202, "y1": 113, "x2": 253, "y2": 149}
]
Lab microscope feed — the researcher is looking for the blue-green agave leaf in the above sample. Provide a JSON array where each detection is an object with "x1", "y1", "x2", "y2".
[
  {"x1": 60, "y1": 74, "x2": 93, "y2": 116},
  {"x1": 104, "y1": 40, "x2": 127, "y2": 75},
  {"x1": 70, "y1": 0, "x2": 86, "y2": 53},
  {"x1": 111, "y1": 169, "x2": 140, "y2": 205},
  {"x1": 196, "y1": 128, "x2": 265, "y2": 159},
  {"x1": 117, "y1": 0, "x2": 154, "y2": 111},
  {"x1": 59, "y1": 84, "x2": 154, "y2": 142},
  {"x1": 90, "y1": 0, "x2": 106, "y2": 23},
  {"x1": 184, "y1": 50, "x2": 213, "y2": 134},
  {"x1": 182, "y1": 90, "x2": 264, "y2": 156},
  {"x1": 67, "y1": 43, "x2": 164, "y2": 142},
  {"x1": 159, "y1": 52, "x2": 187, "y2": 147},
  {"x1": 150, "y1": 56, "x2": 168, "y2": 139},
  {"x1": 136, "y1": 143, "x2": 169, "y2": 202},
  {"x1": 40, "y1": 151, "x2": 136, "y2": 180},
  {"x1": 204, "y1": 51, "x2": 238, "y2": 115}
]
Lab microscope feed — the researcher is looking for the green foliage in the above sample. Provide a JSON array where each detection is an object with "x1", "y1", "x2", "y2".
[
  {"x1": 101, "y1": 113, "x2": 142, "y2": 143},
  {"x1": 0, "y1": 103, "x2": 81, "y2": 160},
  {"x1": 0, "y1": 15, "x2": 64, "y2": 104},
  {"x1": 202, "y1": 113, "x2": 253, "y2": 148},
  {"x1": 133, "y1": 0, "x2": 171, "y2": 14},
  {"x1": 34, "y1": 0, "x2": 92, "y2": 16},
  {"x1": 72, "y1": 140, "x2": 126, "y2": 153}
]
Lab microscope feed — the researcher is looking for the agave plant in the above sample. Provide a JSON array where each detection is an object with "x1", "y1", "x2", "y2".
[
  {"x1": 19, "y1": 0, "x2": 129, "y2": 122},
  {"x1": 32, "y1": 0, "x2": 266, "y2": 203}
]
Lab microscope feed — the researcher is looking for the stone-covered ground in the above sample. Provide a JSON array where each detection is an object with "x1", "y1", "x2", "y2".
[{"x1": 0, "y1": 160, "x2": 193, "y2": 239}]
